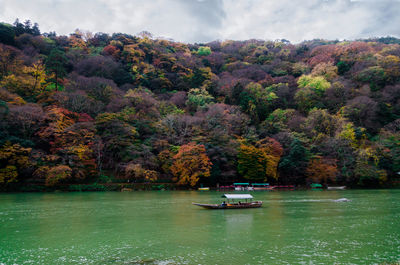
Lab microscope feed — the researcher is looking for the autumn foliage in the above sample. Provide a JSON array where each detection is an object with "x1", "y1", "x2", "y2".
[
  {"x1": 0, "y1": 142, "x2": 31, "y2": 184},
  {"x1": 237, "y1": 137, "x2": 283, "y2": 182},
  {"x1": 0, "y1": 20, "x2": 399, "y2": 190},
  {"x1": 170, "y1": 143, "x2": 212, "y2": 186},
  {"x1": 306, "y1": 156, "x2": 338, "y2": 184}
]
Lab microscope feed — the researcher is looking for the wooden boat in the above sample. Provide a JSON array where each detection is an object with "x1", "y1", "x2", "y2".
[
  {"x1": 198, "y1": 187, "x2": 210, "y2": 191},
  {"x1": 270, "y1": 185, "x2": 295, "y2": 190},
  {"x1": 310, "y1": 183, "x2": 323, "y2": 190},
  {"x1": 252, "y1": 183, "x2": 273, "y2": 191},
  {"x1": 192, "y1": 202, "x2": 262, "y2": 209},
  {"x1": 234, "y1": 183, "x2": 250, "y2": 191},
  {"x1": 253, "y1": 187, "x2": 274, "y2": 191},
  {"x1": 327, "y1": 186, "x2": 346, "y2": 190},
  {"x1": 192, "y1": 194, "x2": 262, "y2": 209}
]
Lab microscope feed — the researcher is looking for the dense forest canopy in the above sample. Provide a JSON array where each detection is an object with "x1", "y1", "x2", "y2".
[{"x1": 0, "y1": 19, "x2": 399, "y2": 190}]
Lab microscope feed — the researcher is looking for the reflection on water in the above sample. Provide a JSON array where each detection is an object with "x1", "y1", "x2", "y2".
[
  {"x1": 224, "y1": 212, "x2": 254, "y2": 226},
  {"x1": 0, "y1": 190, "x2": 399, "y2": 264}
]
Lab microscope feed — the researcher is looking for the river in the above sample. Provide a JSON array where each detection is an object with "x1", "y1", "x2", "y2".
[{"x1": 0, "y1": 190, "x2": 399, "y2": 264}]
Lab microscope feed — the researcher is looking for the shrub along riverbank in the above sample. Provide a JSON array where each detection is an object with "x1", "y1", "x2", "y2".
[{"x1": 6, "y1": 181, "x2": 400, "y2": 192}]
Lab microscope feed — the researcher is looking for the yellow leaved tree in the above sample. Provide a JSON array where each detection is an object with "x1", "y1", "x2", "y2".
[
  {"x1": 0, "y1": 143, "x2": 31, "y2": 185},
  {"x1": 170, "y1": 142, "x2": 212, "y2": 187}
]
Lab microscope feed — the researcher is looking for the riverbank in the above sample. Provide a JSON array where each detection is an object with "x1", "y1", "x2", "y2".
[
  {"x1": 3, "y1": 180, "x2": 400, "y2": 192},
  {"x1": 7, "y1": 182, "x2": 178, "y2": 192}
]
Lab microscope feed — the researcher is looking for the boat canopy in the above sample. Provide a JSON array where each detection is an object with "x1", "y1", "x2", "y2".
[
  {"x1": 233, "y1": 183, "x2": 249, "y2": 186},
  {"x1": 310, "y1": 183, "x2": 322, "y2": 188},
  {"x1": 252, "y1": 183, "x2": 270, "y2": 186},
  {"x1": 222, "y1": 194, "x2": 253, "y2": 199}
]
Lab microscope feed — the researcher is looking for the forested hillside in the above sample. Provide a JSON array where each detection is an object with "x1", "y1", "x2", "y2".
[{"x1": 0, "y1": 20, "x2": 399, "y2": 190}]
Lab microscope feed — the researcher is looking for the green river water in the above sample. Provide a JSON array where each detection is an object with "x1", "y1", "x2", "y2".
[{"x1": 0, "y1": 190, "x2": 399, "y2": 264}]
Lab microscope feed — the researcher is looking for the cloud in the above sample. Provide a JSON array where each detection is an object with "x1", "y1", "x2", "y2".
[
  {"x1": 219, "y1": 0, "x2": 400, "y2": 42},
  {"x1": 0, "y1": 0, "x2": 398, "y2": 43}
]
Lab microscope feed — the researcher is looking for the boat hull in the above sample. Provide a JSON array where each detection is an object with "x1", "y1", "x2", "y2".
[
  {"x1": 327, "y1": 186, "x2": 346, "y2": 190},
  {"x1": 192, "y1": 202, "x2": 263, "y2": 209},
  {"x1": 253, "y1": 187, "x2": 274, "y2": 191}
]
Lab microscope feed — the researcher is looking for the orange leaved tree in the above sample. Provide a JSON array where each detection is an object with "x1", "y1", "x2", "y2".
[
  {"x1": 306, "y1": 156, "x2": 337, "y2": 184},
  {"x1": 170, "y1": 142, "x2": 212, "y2": 187}
]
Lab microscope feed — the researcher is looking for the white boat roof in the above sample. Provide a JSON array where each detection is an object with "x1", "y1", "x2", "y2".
[{"x1": 223, "y1": 194, "x2": 253, "y2": 199}]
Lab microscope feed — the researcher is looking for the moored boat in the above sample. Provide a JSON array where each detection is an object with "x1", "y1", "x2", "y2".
[
  {"x1": 327, "y1": 186, "x2": 346, "y2": 190},
  {"x1": 252, "y1": 183, "x2": 273, "y2": 191},
  {"x1": 234, "y1": 183, "x2": 250, "y2": 191},
  {"x1": 192, "y1": 194, "x2": 262, "y2": 209},
  {"x1": 310, "y1": 183, "x2": 323, "y2": 190}
]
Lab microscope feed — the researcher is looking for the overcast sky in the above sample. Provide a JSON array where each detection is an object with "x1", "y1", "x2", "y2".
[{"x1": 0, "y1": 0, "x2": 399, "y2": 43}]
